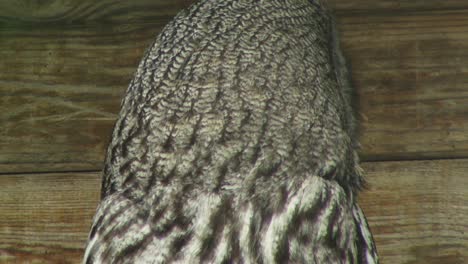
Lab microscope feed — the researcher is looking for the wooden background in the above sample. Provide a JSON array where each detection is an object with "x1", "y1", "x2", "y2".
[{"x1": 1, "y1": 0, "x2": 467, "y2": 263}]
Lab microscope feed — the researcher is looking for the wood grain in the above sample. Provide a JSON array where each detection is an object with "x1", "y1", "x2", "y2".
[
  {"x1": 0, "y1": 0, "x2": 194, "y2": 25},
  {"x1": 0, "y1": 172, "x2": 101, "y2": 264},
  {"x1": 1, "y1": 0, "x2": 468, "y2": 172},
  {"x1": 338, "y1": 10, "x2": 468, "y2": 161},
  {"x1": 0, "y1": 24, "x2": 162, "y2": 173},
  {"x1": 1, "y1": 159, "x2": 467, "y2": 263},
  {"x1": 361, "y1": 159, "x2": 468, "y2": 264},
  {"x1": 1, "y1": 0, "x2": 468, "y2": 22},
  {"x1": 330, "y1": 0, "x2": 468, "y2": 13}
]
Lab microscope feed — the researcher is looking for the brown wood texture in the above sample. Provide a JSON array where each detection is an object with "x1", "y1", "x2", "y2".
[
  {"x1": 1, "y1": 1, "x2": 468, "y2": 172},
  {"x1": 1, "y1": 159, "x2": 467, "y2": 263},
  {"x1": 337, "y1": 10, "x2": 468, "y2": 161},
  {"x1": 0, "y1": 172, "x2": 101, "y2": 264},
  {"x1": 361, "y1": 159, "x2": 468, "y2": 264},
  {"x1": 0, "y1": 0, "x2": 467, "y2": 21},
  {"x1": 330, "y1": 1, "x2": 468, "y2": 12}
]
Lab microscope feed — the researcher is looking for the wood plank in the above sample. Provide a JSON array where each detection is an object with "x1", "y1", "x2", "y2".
[
  {"x1": 337, "y1": 10, "x2": 468, "y2": 161},
  {"x1": 1, "y1": 0, "x2": 468, "y2": 22},
  {"x1": 0, "y1": 24, "x2": 162, "y2": 173},
  {"x1": 0, "y1": 0, "x2": 194, "y2": 25},
  {"x1": 0, "y1": 1, "x2": 196, "y2": 173},
  {"x1": 330, "y1": 0, "x2": 468, "y2": 13},
  {"x1": 360, "y1": 159, "x2": 468, "y2": 263},
  {"x1": 0, "y1": 172, "x2": 101, "y2": 264},
  {"x1": 2, "y1": 2, "x2": 468, "y2": 172},
  {"x1": 1, "y1": 159, "x2": 467, "y2": 263}
]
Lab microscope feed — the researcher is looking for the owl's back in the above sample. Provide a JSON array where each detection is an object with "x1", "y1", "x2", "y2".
[{"x1": 84, "y1": 0, "x2": 378, "y2": 263}]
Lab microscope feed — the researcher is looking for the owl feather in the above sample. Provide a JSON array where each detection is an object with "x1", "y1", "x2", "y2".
[{"x1": 84, "y1": 0, "x2": 379, "y2": 263}]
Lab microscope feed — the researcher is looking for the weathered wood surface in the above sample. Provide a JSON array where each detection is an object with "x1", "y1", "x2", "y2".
[
  {"x1": 331, "y1": 1, "x2": 468, "y2": 12},
  {"x1": 362, "y1": 160, "x2": 468, "y2": 264},
  {"x1": 1, "y1": 1, "x2": 468, "y2": 172},
  {"x1": 0, "y1": 172, "x2": 100, "y2": 264},
  {"x1": 337, "y1": 10, "x2": 468, "y2": 161},
  {"x1": 1, "y1": 159, "x2": 467, "y2": 263},
  {"x1": 1, "y1": 0, "x2": 468, "y2": 22}
]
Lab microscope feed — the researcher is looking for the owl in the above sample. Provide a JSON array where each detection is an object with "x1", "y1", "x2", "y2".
[{"x1": 84, "y1": 0, "x2": 379, "y2": 263}]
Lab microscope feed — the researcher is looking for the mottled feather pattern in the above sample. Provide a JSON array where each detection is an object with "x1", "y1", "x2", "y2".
[{"x1": 84, "y1": 0, "x2": 379, "y2": 263}]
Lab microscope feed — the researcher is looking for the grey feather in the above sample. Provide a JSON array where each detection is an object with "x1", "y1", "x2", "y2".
[{"x1": 84, "y1": 0, "x2": 379, "y2": 263}]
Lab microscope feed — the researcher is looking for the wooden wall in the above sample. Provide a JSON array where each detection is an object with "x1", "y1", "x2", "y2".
[{"x1": 1, "y1": 0, "x2": 467, "y2": 263}]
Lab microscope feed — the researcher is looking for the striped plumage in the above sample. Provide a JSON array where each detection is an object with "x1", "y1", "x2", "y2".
[{"x1": 84, "y1": 0, "x2": 379, "y2": 263}]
